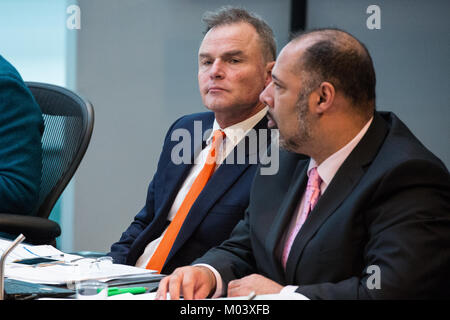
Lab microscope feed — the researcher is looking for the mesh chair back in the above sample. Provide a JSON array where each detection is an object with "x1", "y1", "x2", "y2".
[{"x1": 25, "y1": 82, "x2": 94, "y2": 219}]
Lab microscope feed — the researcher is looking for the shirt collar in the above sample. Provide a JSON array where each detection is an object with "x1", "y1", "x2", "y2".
[
  {"x1": 308, "y1": 116, "x2": 373, "y2": 192},
  {"x1": 206, "y1": 106, "x2": 268, "y2": 148}
]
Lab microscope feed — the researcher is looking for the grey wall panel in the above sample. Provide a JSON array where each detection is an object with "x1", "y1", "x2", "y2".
[{"x1": 303, "y1": 0, "x2": 450, "y2": 167}]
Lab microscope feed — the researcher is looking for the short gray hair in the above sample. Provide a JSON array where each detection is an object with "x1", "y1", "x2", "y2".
[{"x1": 202, "y1": 6, "x2": 276, "y2": 62}]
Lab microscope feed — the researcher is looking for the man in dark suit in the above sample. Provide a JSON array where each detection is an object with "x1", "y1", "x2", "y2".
[
  {"x1": 0, "y1": 55, "x2": 44, "y2": 216},
  {"x1": 108, "y1": 7, "x2": 277, "y2": 274},
  {"x1": 156, "y1": 28, "x2": 450, "y2": 299}
]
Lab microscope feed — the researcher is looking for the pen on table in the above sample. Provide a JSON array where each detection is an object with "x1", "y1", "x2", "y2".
[
  {"x1": 13, "y1": 254, "x2": 66, "y2": 264},
  {"x1": 247, "y1": 291, "x2": 256, "y2": 300},
  {"x1": 103, "y1": 287, "x2": 148, "y2": 297},
  {"x1": 21, "y1": 247, "x2": 65, "y2": 258},
  {"x1": 22, "y1": 246, "x2": 40, "y2": 257}
]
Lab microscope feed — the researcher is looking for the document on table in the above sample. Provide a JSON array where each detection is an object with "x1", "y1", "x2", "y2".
[
  {"x1": 0, "y1": 238, "x2": 74, "y2": 263},
  {"x1": 1, "y1": 238, "x2": 155, "y2": 286},
  {"x1": 5, "y1": 261, "x2": 155, "y2": 285}
]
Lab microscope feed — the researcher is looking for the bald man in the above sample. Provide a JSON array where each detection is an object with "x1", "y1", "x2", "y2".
[{"x1": 156, "y1": 28, "x2": 450, "y2": 300}]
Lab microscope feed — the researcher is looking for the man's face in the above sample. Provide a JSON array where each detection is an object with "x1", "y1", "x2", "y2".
[
  {"x1": 260, "y1": 42, "x2": 315, "y2": 153},
  {"x1": 198, "y1": 22, "x2": 270, "y2": 119}
]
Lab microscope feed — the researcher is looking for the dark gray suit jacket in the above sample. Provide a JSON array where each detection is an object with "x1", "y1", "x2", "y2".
[{"x1": 194, "y1": 111, "x2": 450, "y2": 299}]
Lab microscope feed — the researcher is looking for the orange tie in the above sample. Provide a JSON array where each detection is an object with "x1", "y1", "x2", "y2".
[{"x1": 146, "y1": 129, "x2": 225, "y2": 273}]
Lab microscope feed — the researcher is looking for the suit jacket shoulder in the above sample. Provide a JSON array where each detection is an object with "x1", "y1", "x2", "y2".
[{"x1": 375, "y1": 111, "x2": 448, "y2": 170}]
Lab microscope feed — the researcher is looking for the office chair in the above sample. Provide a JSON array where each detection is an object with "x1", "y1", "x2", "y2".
[{"x1": 0, "y1": 82, "x2": 94, "y2": 246}]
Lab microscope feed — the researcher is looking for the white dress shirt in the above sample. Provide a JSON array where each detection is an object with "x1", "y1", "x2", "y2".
[
  {"x1": 206, "y1": 116, "x2": 374, "y2": 298},
  {"x1": 135, "y1": 107, "x2": 268, "y2": 268}
]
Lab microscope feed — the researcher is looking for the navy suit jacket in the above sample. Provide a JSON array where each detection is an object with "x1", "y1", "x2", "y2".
[
  {"x1": 0, "y1": 55, "x2": 44, "y2": 215},
  {"x1": 109, "y1": 111, "x2": 270, "y2": 274},
  {"x1": 195, "y1": 111, "x2": 450, "y2": 299}
]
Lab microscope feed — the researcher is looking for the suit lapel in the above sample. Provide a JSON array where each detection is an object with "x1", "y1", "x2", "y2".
[
  {"x1": 160, "y1": 115, "x2": 213, "y2": 217},
  {"x1": 285, "y1": 112, "x2": 390, "y2": 282},
  {"x1": 264, "y1": 158, "x2": 308, "y2": 283},
  {"x1": 284, "y1": 162, "x2": 365, "y2": 282}
]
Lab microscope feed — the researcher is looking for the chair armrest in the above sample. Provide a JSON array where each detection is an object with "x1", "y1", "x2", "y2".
[{"x1": 0, "y1": 213, "x2": 61, "y2": 242}]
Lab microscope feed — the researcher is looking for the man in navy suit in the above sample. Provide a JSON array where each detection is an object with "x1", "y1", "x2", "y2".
[
  {"x1": 108, "y1": 7, "x2": 277, "y2": 274},
  {"x1": 0, "y1": 55, "x2": 43, "y2": 216},
  {"x1": 156, "y1": 28, "x2": 450, "y2": 299}
]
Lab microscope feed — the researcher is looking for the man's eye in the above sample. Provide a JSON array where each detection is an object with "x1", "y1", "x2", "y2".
[
  {"x1": 201, "y1": 60, "x2": 212, "y2": 65},
  {"x1": 229, "y1": 59, "x2": 240, "y2": 64}
]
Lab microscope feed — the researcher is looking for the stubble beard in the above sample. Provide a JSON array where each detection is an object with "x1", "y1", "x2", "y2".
[{"x1": 279, "y1": 91, "x2": 312, "y2": 154}]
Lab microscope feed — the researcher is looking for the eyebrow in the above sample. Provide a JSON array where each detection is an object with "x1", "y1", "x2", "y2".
[
  {"x1": 271, "y1": 73, "x2": 286, "y2": 86},
  {"x1": 199, "y1": 50, "x2": 246, "y2": 59}
]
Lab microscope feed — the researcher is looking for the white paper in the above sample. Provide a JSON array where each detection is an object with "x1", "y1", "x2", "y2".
[
  {"x1": 2, "y1": 239, "x2": 154, "y2": 285},
  {"x1": 5, "y1": 261, "x2": 154, "y2": 285},
  {"x1": 0, "y1": 238, "x2": 66, "y2": 263}
]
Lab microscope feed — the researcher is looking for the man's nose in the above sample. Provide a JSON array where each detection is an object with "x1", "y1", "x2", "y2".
[
  {"x1": 210, "y1": 60, "x2": 225, "y2": 79},
  {"x1": 260, "y1": 82, "x2": 274, "y2": 108}
]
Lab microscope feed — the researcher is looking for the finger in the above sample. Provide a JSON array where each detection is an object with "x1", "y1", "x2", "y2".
[
  {"x1": 227, "y1": 278, "x2": 255, "y2": 297},
  {"x1": 228, "y1": 285, "x2": 248, "y2": 297},
  {"x1": 181, "y1": 271, "x2": 195, "y2": 300},
  {"x1": 193, "y1": 267, "x2": 216, "y2": 299},
  {"x1": 194, "y1": 282, "x2": 214, "y2": 300},
  {"x1": 227, "y1": 282, "x2": 247, "y2": 297},
  {"x1": 227, "y1": 278, "x2": 238, "y2": 289},
  {"x1": 155, "y1": 276, "x2": 169, "y2": 300},
  {"x1": 168, "y1": 271, "x2": 186, "y2": 300}
]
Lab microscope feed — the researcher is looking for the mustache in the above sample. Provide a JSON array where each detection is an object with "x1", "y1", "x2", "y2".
[{"x1": 266, "y1": 112, "x2": 278, "y2": 128}]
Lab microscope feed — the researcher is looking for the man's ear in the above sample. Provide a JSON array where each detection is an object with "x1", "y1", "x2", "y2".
[
  {"x1": 264, "y1": 61, "x2": 275, "y2": 87},
  {"x1": 310, "y1": 81, "x2": 335, "y2": 114}
]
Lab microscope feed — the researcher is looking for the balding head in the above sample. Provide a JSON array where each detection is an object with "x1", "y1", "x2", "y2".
[{"x1": 292, "y1": 28, "x2": 376, "y2": 117}]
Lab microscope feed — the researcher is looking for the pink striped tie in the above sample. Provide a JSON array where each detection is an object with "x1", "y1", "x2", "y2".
[{"x1": 281, "y1": 167, "x2": 322, "y2": 269}]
